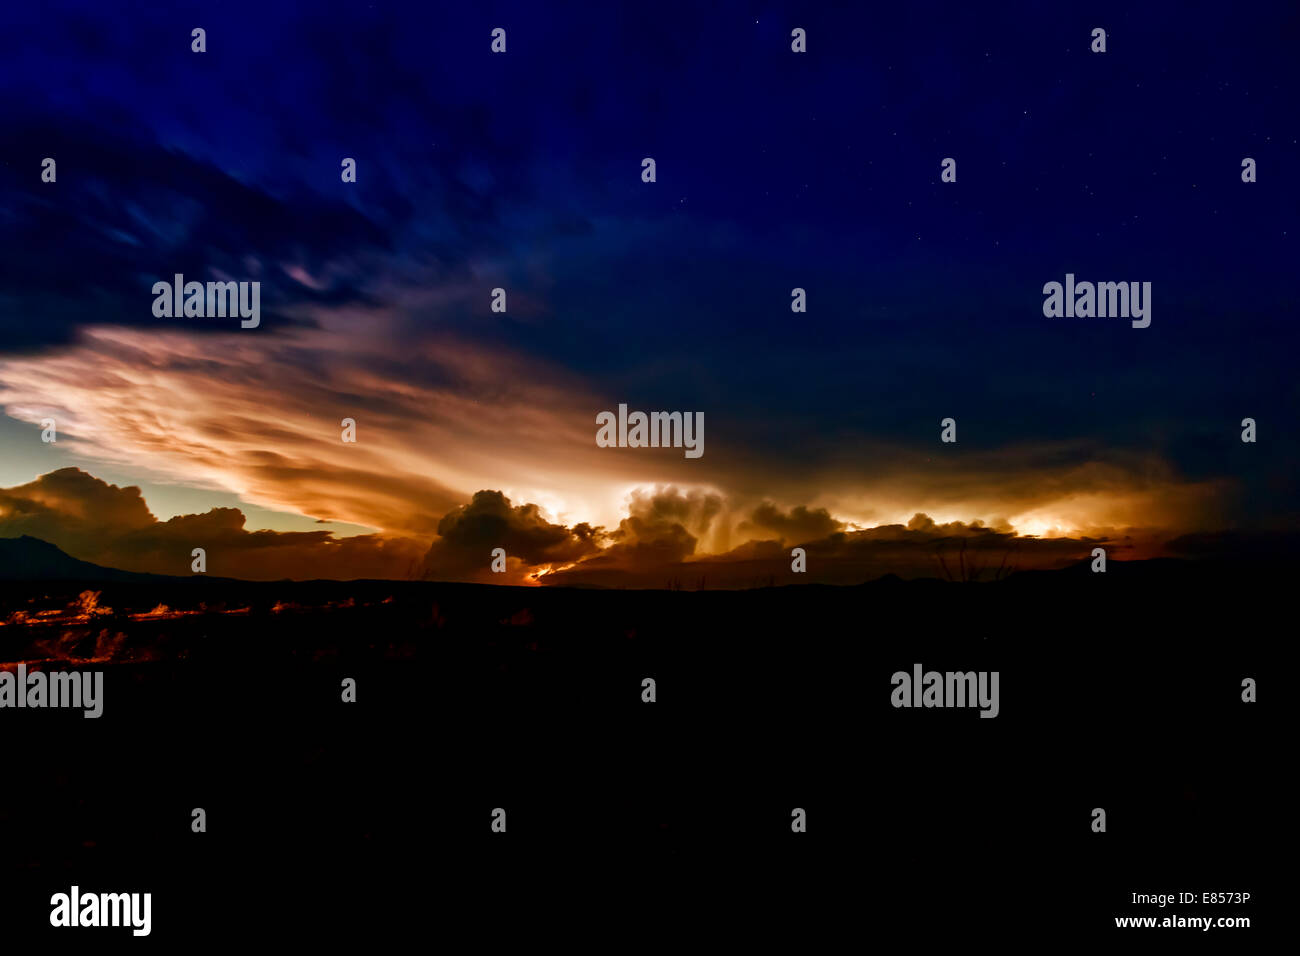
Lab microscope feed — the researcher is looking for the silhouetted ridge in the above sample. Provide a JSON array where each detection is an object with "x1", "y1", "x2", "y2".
[{"x1": 0, "y1": 535, "x2": 167, "y2": 582}]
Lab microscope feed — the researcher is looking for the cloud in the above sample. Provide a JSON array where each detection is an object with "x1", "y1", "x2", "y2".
[
  {"x1": 559, "y1": 487, "x2": 724, "y2": 575},
  {"x1": 0, "y1": 307, "x2": 1232, "y2": 551},
  {"x1": 545, "y1": 509, "x2": 1116, "y2": 588},
  {"x1": 0, "y1": 93, "x2": 1240, "y2": 548},
  {"x1": 0, "y1": 468, "x2": 425, "y2": 580},
  {"x1": 0, "y1": 470, "x2": 1209, "y2": 587},
  {"x1": 3, "y1": 465, "x2": 156, "y2": 532},
  {"x1": 3, "y1": 0, "x2": 1294, "y2": 563},
  {"x1": 421, "y1": 489, "x2": 603, "y2": 584},
  {"x1": 0, "y1": 116, "x2": 394, "y2": 353},
  {"x1": 0, "y1": 315, "x2": 643, "y2": 536},
  {"x1": 418, "y1": 486, "x2": 736, "y2": 585},
  {"x1": 737, "y1": 502, "x2": 844, "y2": 544},
  {"x1": 784, "y1": 514, "x2": 1105, "y2": 584}
]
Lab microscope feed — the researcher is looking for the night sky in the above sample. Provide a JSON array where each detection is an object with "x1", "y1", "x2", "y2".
[{"x1": 1, "y1": 0, "x2": 1296, "y2": 584}]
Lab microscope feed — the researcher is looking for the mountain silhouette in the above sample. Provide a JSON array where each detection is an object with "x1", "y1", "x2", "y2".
[{"x1": 0, "y1": 535, "x2": 169, "y2": 582}]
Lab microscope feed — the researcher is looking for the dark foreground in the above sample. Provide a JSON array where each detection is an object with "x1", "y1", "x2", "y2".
[{"x1": 0, "y1": 559, "x2": 1279, "y2": 942}]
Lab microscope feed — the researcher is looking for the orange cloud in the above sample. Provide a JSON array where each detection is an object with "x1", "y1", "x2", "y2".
[
  {"x1": 422, "y1": 489, "x2": 603, "y2": 584},
  {"x1": 0, "y1": 313, "x2": 754, "y2": 536},
  {"x1": 0, "y1": 307, "x2": 1225, "y2": 559},
  {"x1": 0, "y1": 469, "x2": 1198, "y2": 586},
  {"x1": 0, "y1": 468, "x2": 425, "y2": 580}
]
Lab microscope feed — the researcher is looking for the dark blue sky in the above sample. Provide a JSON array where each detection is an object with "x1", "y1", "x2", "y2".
[{"x1": 0, "y1": 0, "x2": 1296, "y2": 581}]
